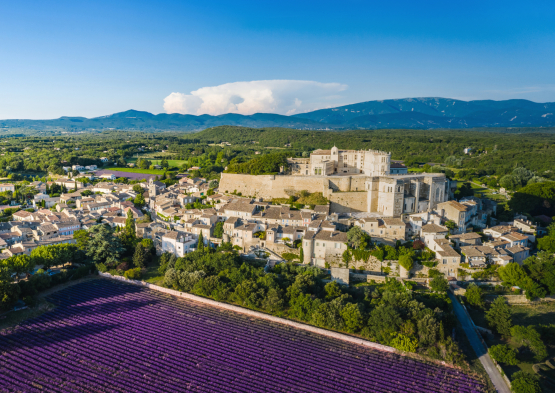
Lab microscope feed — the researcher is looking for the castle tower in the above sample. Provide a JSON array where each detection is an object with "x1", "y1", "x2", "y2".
[{"x1": 331, "y1": 145, "x2": 339, "y2": 172}]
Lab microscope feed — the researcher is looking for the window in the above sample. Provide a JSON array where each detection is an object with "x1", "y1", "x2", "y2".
[{"x1": 335, "y1": 243, "x2": 339, "y2": 248}]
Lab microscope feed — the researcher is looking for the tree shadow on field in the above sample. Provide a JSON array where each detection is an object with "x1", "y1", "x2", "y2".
[{"x1": 0, "y1": 321, "x2": 120, "y2": 352}]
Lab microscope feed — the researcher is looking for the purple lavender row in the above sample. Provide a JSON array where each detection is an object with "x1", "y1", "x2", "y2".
[
  {"x1": 1, "y1": 280, "x2": 484, "y2": 392},
  {"x1": 51, "y1": 284, "x2": 482, "y2": 390},
  {"x1": 55, "y1": 282, "x2": 482, "y2": 388}
]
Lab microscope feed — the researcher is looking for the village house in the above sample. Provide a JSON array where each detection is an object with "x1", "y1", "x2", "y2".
[
  {"x1": 0, "y1": 183, "x2": 15, "y2": 193},
  {"x1": 436, "y1": 200, "x2": 468, "y2": 233},
  {"x1": 161, "y1": 231, "x2": 197, "y2": 257}
]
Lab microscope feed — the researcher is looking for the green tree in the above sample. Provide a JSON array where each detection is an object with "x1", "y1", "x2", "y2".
[
  {"x1": 509, "y1": 181, "x2": 555, "y2": 216},
  {"x1": 134, "y1": 192, "x2": 146, "y2": 208},
  {"x1": 430, "y1": 276, "x2": 448, "y2": 292},
  {"x1": 486, "y1": 297, "x2": 512, "y2": 336},
  {"x1": 0, "y1": 267, "x2": 20, "y2": 311},
  {"x1": 444, "y1": 220, "x2": 456, "y2": 231},
  {"x1": 510, "y1": 325, "x2": 548, "y2": 361},
  {"x1": 390, "y1": 333, "x2": 418, "y2": 353},
  {"x1": 120, "y1": 209, "x2": 137, "y2": 253},
  {"x1": 30, "y1": 246, "x2": 56, "y2": 270},
  {"x1": 510, "y1": 371, "x2": 541, "y2": 393},
  {"x1": 537, "y1": 235, "x2": 555, "y2": 253},
  {"x1": 498, "y1": 263, "x2": 527, "y2": 286},
  {"x1": 465, "y1": 283, "x2": 484, "y2": 307},
  {"x1": 87, "y1": 225, "x2": 125, "y2": 266},
  {"x1": 197, "y1": 232, "x2": 204, "y2": 252},
  {"x1": 342, "y1": 249, "x2": 351, "y2": 268},
  {"x1": 132, "y1": 184, "x2": 144, "y2": 194},
  {"x1": 160, "y1": 159, "x2": 169, "y2": 168},
  {"x1": 324, "y1": 281, "x2": 342, "y2": 300},
  {"x1": 299, "y1": 246, "x2": 304, "y2": 263},
  {"x1": 340, "y1": 303, "x2": 364, "y2": 333},
  {"x1": 499, "y1": 174, "x2": 519, "y2": 190},
  {"x1": 367, "y1": 304, "x2": 402, "y2": 344},
  {"x1": 213, "y1": 222, "x2": 224, "y2": 238},
  {"x1": 73, "y1": 229, "x2": 90, "y2": 251},
  {"x1": 132, "y1": 243, "x2": 148, "y2": 268},
  {"x1": 347, "y1": 226, "x2": 369, "y2": 249},
  {"x1": 4, "y1": 255, "x2": 35, "y2": 282},
  {"x1": 488, "y1": 344, "x2": 518, "y2": 365}
]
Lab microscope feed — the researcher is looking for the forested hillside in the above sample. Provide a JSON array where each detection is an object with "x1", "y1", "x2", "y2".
[{"x1": 191, "y1": 126, "x2": 555, "y2": 176}]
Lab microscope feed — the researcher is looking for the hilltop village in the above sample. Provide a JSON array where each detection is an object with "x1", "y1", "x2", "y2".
[{"x1": 0, "y1": 146, "x2": 536, "y2": 283}]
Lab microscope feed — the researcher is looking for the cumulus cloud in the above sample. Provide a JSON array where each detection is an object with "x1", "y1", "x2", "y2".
[{"x1": 163, "y1": 80, "x2": 348, "y2": 116}]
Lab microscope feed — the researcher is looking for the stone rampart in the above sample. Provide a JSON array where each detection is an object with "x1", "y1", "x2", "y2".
[
  {"x1": 328, "y1": 191, "x2": 368, "y2": 213},
  {"x1": 219, "y1": 173, "x2": 332, "y2": 199},
  {"x1": 219, "y1": 173, "x2": 369, "y2": 201}
]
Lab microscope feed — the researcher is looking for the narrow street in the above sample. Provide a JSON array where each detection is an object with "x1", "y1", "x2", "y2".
[{"x1": 448, "y1": 293, "x2": 511, "y2": 393}]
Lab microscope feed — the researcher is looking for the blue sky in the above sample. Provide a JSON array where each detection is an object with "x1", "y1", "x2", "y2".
[{"x1": 1, "y1": 0, "x2": 555, "y2": 118}]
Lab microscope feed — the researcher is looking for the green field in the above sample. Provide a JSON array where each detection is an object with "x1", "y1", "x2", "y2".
[
  {"x1": 126, "y1": 156, "x2": 188, "y2": 168},
  {"x1": 468, "y1": 182, "x2": 509, "y2": 205},
  {"x1": 105, "y1": 167, "x2": 166, "y2": 175},
  {"x1": 467, "y1": 301, "x2": 555, "y2": 392}
]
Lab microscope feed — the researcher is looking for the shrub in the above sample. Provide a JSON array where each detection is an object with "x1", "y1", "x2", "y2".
[
  {"x1": 510, "y1": 371, "x2": 541, "y2": 393},
  {"x1": 124, "y1": 268, "x2": 142, "y2": 280},
  {"x1": 390, "y1": 333, "x2": 418, "y2": 353},
  {"x1": 428, "y1": 269, "x2": 442, "y2": 278},
  {"x1": 398, "y1": 255, "x2": 413, "y2": 271},
  {"x1": 488, "y1": 344, "x2": 518, "y2": 365},
  {"x1": 117, "y1": 261, "x2": 129, "y2": 271},
  {"x1": 96, "y1": 263, "x2": 107, "y2": 273},
  {"x1": 281, "y1": 253, "x2": 299, "y2": 262}
]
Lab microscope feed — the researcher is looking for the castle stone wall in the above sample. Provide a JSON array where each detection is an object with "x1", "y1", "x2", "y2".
[
  {"x1": 328, "y1": 191, "x2": 368, "y2": 213},
  {"x1": 220, "y1": 173, "x2": 447, "y2": 215},
  {"x1": 220, "y1": 173, "x2": 331, "y2": 199}
]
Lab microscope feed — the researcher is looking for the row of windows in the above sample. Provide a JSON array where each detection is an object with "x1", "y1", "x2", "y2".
[{"x1": 315, "y1": 242, "x2": 341, "y2": 248}]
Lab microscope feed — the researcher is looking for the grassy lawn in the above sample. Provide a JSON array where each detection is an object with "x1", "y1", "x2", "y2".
[
  {"x1": 0, "y1": 298, "x2": 55, "y2": 331},
  {"x1": 467, "y1": 301, "x2": 555, "y2": 392},
  {"x1": 105, "y1": 167, "x2": 166, "y2": 175},
  {"x1": 468, "y1": 182, "x2": 509, "y2": 205},
  {"x1": 127, "y1": 157, "x2": 188, "y2": 167},
  {"x1": 142, "y1": 264, "x2": 164, "y2": 286}
]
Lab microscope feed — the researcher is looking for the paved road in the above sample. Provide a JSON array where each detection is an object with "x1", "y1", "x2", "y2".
[{"x1": 449, "y1": 293, "x2": 511, "y2": 393}]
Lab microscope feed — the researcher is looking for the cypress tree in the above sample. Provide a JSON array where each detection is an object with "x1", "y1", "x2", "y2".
[
  {"x1": 486, "y1": 297, "x2": 512, "y2": 336},
  {"x1": 197, "y1": 232, "x2": 204, "y2": 252}
]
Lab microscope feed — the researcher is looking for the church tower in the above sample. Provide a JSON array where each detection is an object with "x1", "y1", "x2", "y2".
[{"x1": 148, "y1": 177, "x2": 157, "y2": 197}]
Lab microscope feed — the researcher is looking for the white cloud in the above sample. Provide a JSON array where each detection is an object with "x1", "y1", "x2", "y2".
[{"x1": 163, "y1": 80, "x2": 348, "y2": 116}]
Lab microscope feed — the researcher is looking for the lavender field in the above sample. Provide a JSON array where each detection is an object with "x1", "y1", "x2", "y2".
[{"x1": 0, "y1": 280, "x2": 485, "y2": 392}]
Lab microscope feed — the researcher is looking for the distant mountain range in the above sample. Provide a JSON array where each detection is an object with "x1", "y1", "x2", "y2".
[{"x1": 2, "y1": 97, "x2": 555, "y2": 132}]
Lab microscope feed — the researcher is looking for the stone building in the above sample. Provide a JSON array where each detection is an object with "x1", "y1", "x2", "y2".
[
  {"x1": 289, "y1": 146, "x2": 391, "y2": 176},
  {"x1": 302, "y1": 228, "x2": 348, "y2": 267}
]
